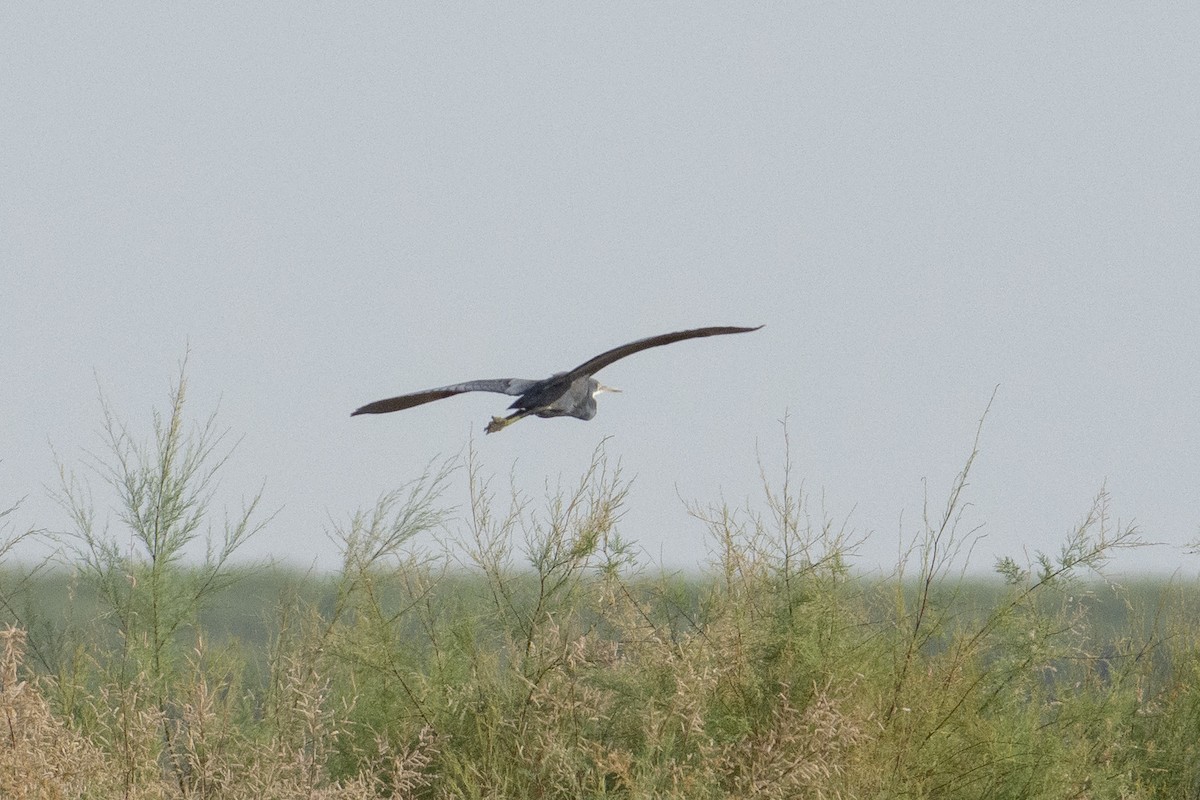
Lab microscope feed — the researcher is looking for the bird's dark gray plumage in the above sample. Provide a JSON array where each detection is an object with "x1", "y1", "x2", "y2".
[{"x1": 351, "y1": 325, "x2": 763, "y2": 433}]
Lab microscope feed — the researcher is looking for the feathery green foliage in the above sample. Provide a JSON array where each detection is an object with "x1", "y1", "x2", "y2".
[{"x1": 2, "y1": 368, "x2": 1199, "y2": 798}]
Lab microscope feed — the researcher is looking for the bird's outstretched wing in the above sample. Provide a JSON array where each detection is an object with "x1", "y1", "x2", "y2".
[
  {"x1": 563, "y1": 325, "x2": 763, "y2": 382},
  {"x1": 351, "y1": 378, "x2": 537, "y2": 416}
]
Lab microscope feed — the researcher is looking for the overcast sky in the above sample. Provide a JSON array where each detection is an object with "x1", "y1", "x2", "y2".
[{"x1": 3, "y1": 4, "x2": 1198, "y2": 576}]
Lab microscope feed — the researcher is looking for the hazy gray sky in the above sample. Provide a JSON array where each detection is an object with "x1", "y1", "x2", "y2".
[{"x1": 3, "y1": 4, "x2": 1198, "y2": 574}]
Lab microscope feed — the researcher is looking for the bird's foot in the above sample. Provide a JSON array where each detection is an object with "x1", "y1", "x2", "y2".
[{"x1": 485, "y1": 416, "x2": 508, "y2": 434}]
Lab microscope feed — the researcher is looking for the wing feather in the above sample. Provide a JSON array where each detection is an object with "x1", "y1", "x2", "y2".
[
  {"x1": 563, "y1": 325, "x2": 763, "y2": 382},
  {"x1": 351, "y1": 378, "x2": 536, "y2": 416}
]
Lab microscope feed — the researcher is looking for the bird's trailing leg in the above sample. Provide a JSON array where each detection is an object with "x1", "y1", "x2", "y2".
[{"x1": 485, "y1": 409, "x2": 534, "y2": 434}]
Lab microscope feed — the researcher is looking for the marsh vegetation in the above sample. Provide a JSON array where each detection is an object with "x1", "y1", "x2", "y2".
[{"x1": 2, "y1": 372, "x2": 1198, "y2": 798}]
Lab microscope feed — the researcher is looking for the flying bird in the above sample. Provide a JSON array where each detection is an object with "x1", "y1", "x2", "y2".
[{"x1": 352, "y1": 325, "x2": 763, "y2": 434}]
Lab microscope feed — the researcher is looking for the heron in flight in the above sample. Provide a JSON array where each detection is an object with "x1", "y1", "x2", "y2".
[{"x1": 352, "y1": 325, "x2": 762, "y2": 434}]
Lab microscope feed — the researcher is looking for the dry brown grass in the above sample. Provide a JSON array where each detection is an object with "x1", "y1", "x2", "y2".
[
  {"x1": 0, "y1": 625, "x2": 444, "y2": 800},
  {"x1": 0, "y1": 626, "x2": 115, "y2": 799}
]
